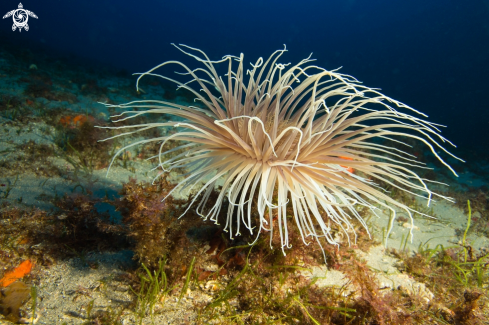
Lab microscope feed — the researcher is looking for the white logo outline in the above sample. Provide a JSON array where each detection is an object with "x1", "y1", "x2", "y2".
[{"x1": 3, "y1": 3, "x2": 38, "y2": 32}]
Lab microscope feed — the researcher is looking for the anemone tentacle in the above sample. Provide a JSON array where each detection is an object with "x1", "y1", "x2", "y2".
[{"x1": 99, "y1": 44, "x2": 462, "y2": 256}]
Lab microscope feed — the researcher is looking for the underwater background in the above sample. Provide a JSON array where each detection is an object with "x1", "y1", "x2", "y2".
[
  {"x1": 2, "y1": 0, "x2": 489, "y2": 152},
  {"x1": 1, "y1": 0, "x2": 489, "y2": 324}
]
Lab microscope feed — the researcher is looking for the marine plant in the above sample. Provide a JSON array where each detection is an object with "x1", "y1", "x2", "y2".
[
  {"x1": 391, "y1": 203, "x2": 489, "y2": 324},
  {"x1": 99, "y1": 44, "x2": 461, "y2": 256},
  {"x1": 115, "y1": 176, "x2": 195, "y2": 267},
  {"x1": 132, "y1": 260, "x2": 169, "y2": 324}
]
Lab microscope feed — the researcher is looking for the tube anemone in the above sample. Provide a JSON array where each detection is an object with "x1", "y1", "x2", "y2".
[{"x1": 99, "y1": 44, "x2": 462, "y2": 257}]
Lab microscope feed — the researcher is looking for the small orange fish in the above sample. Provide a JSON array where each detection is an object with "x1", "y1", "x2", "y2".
[
  {"x1": 338, "y1": 156, "x2": 354, "y2": 173},
  {"x1": 0, "y1": 260, "x2": 33, "y2": 287}
]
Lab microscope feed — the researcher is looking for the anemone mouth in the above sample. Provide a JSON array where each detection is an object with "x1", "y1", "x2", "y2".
[{"x1": 98, "y1": 44, "x2": 462, "y2": 257}]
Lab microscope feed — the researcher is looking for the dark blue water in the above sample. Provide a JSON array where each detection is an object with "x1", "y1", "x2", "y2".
[{"x1": 1, "y1": 0, "x2": 488, "y2": 155}]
